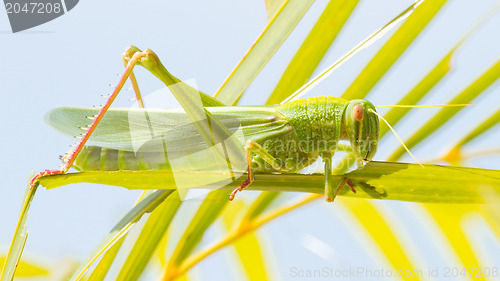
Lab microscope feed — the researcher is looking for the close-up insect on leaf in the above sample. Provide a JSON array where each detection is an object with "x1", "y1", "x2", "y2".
[{"x1": 1, "y1": 0, "x2": 500, "y2": 280}]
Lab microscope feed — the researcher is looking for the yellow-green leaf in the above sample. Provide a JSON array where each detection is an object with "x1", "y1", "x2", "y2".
[
  {"x1": 0, "y1": 257, "x2": 49, "y2": 278},
  {"x1": 479, "y1": 190, "x2": 500, "y2": 246},
  {"x1": 382, "y1": 4, "x2": 500, "y2": 139},
  {"x1": 264, "y1": 0, "x2": 286, "y2": 20},
  {"x1": 68, "y1": 190, "x2": 175, "y2": 281},
  {"x1": 342, "y1": 0, "x2": 448, "y2": 100},
  {"x1": 445, "y1": 108, "x2": 500, "y2": 161},
  {"x1": 164, "y1": 190, "x2": 230, "y2": 279},
  {"x1": 1, "y1": 180, "x2": 38, "y2": 281},
  {"x1": 116, "y1": 193, "x2": 182, "y2": 281},
  {"x1": 425, "y1": 204, "x2": 485, "y2": 281},
  {"x1": 214, "y1": 0, "x2": 315, "y2": 105},
  {"x1": 379, "y1": 52, "x2": 453, "y2": 138},
  {"x1": 222, "y1": 200, "x2": 271, "y2": 281},
  {"x1": 340, "y1": 198, "x2": 421, "y2": 281},
  {"x1": 456, "y1": 108, "x2": 500, "y2": 148},
  {"x1": 267, "y1": 0, "x2": 360, "y2": 104},
  {"x1": 389, "y1": 57, "x2": 500, "y2": 161},
  {"x1": 86, "y1": 237, "x2": 125, "y2": 281},
  {"x1": 39, "y1": 162, "x2": 500, "y2": 204},
  {"x1": 242, "y1": 191, "x2": 281, "y2": 221}
]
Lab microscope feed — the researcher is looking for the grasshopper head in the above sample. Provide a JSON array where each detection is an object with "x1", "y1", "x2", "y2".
[{"x1": 344, "y1": 99, "x2": 379, "y2": 163}]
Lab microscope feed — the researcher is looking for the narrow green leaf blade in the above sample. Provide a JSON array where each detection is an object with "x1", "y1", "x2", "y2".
[
  {"x1": 389, "y1": 57, "x2": 500, "y2": 161},
  {"x1": 68, "y1": 190, "x2": 175, "y2": 281},
  {"x1": 214, "y1": 0, "x2": 315, "y2": 105},
  {"x1": 1, "y1": 180, "x2": 38, "y2": 281},
  {"x1": 425, "y1": 204, "x2": 485, "y2": 277},
  {"x1": 266, "y1": 0, "x2": 359, "y2": 104},
  {"x1": 86, "y1": 236, "x2": 125, "y2": 281},
  {"x1": 222, "y1": 201, "x2": 271, "y2": 281},
  {"x1": 283, "y1": 1, "x2": 425, "y2": 103},
  {"x1": 264, "y1": 0, "x2": 286, "y2": 20},
  {"x1": 442, "y1": 108, "x2": 500, "y2": 163},
  {"x1": 454, "y1": 108, "x2": 500, "y2": 148},
  {"x1": 167, "y1": 190, "x2": 230, "y2": 271},
  {"x1": 379, "y1": 52, "x2": 453, "y2": 137},
  {"x1": 0, "y1": 257, "x2": 49, "y2": 278},
  {"x1": 39, "y1": 162, "x2": 500, "y2": 204},
  {"x1": 341, "y1": 199, "x2": 421, "y2": 280},
  {"x1": 116, "y1": 193, "x2": 181, "y2": 281},
  {"x1": 342, "y1": 0, "x2": 448, "y2": 100},
  {"x1": 242, "y1": 191, "x2": 281, "y2": 222}
]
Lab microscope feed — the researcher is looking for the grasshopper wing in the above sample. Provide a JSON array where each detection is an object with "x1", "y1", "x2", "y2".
[{"x1": 45, "y1": 106, "x2": 290, "y2": 157}]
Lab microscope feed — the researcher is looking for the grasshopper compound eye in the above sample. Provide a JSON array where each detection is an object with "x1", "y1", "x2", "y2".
[{"x1": 353, "y1": 104, "x2": 364, "y2": 121}]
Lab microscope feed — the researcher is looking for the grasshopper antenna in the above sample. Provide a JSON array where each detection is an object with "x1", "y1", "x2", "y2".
[
  {"x1": 375, "y1": 104, "x2": 472, "y2": 108},
  {"x1": 368, "y1": 109, "x2": 424, "y2": 168}
]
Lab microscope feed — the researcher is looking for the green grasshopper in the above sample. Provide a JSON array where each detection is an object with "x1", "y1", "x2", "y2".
[{"x1": 31, "y1": 46, "x2": 432, "y2": 202}]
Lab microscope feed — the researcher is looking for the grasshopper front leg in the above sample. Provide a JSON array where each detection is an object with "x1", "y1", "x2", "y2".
[
  {"x1": 322, "y1": 152, "x2": 336, "y2": 202},
  {"x1": 321, "y1": 147, "x2": 357, "y2": 202}
]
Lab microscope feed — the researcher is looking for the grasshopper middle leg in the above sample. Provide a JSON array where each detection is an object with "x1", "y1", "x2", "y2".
[{"x1": 229, "y1": 140, "x2": 290, "y2": 201}]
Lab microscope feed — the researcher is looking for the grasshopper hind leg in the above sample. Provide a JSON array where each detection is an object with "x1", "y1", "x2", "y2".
[
  {"x1": 30, "y1": 46, "x2": 150, "y2": 188},
  {"x1": 122, "y1": 46, "x2": 145, "y2": 108}
]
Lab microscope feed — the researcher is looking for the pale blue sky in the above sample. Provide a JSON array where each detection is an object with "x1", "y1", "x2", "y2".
[{"x1": 1, "y1": 0, "x2": 500, "y2": 280}]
